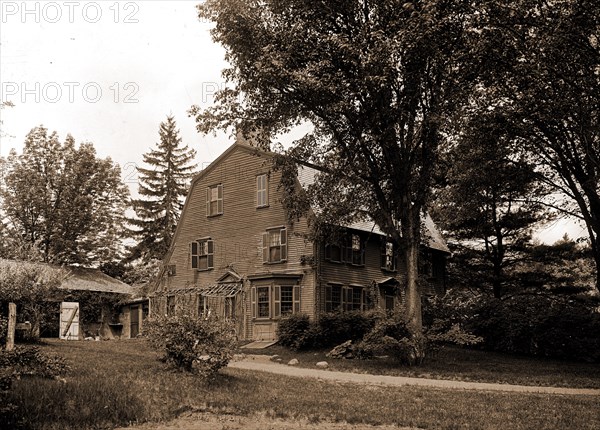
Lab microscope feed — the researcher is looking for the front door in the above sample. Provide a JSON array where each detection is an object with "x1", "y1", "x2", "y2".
[{"x1": 130, "y1": 305, "x2": 140, "y2": 338}]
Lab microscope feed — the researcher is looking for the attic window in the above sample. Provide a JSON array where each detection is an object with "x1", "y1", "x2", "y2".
[
  {"x1": 207, "y1": 184, "x2": 223, "y2": 216},
  {"x1": 256, "y1": 174, "x2": 268, "y2": 208}
]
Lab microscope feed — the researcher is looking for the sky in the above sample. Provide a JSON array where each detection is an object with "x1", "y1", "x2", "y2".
[
  {"x1": 1, "y1": 0, "x2": 231, "y2": 179},
  {"x1": 0, "y1": 0, "x2": 588, "y2": 244}
]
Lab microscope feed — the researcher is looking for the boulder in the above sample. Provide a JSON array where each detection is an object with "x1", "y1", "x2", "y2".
[
  {"x1": 316, "y1": 361, "x2": 329, "y2": 369},
  {"x1": 326, "y1": 340, "x2": 355, "y2": 359},
  {"x1": 288, "y1": 358, "x2": 299, "y2": 366}
]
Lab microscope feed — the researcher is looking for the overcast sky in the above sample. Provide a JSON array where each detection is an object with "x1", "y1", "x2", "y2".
[
  {"x1": 0, "y1": 0, "x2": 587, "y2": 243},
  {"x1": 1, "y1": 0, "x2": 232, "y2": 178}
]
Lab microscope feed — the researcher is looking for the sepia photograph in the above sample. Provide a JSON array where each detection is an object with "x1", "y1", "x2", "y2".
[{"x1": 0, "y1": 1, "x2": 599, "y2": 429}]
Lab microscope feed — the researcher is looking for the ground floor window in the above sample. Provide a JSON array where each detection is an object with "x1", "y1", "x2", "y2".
[
  {"x1": 325, "y1": 284, "x2": 365, "y2": 312},
  {"x1": 252, "y1": 285, "x2": 300, "y2": 319}
]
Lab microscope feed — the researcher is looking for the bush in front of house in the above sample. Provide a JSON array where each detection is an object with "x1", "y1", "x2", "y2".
[
  {"x1": 145, "y1": 313, "x2": 237, "y2": 377},
  {"x1": 313, "y1": 310, "x2": 379, "y2": 347},
  {"x1": 354, "y1": 313, "x2": 427, "y2": 365},
  {"x1": 276, "y1": 313, "x2": 315, "y2": 350}
]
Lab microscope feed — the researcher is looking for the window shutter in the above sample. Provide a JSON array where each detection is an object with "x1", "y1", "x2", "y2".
[
  {"x1": 360, "y1": 239, "x2": 365, "y2": 265},
  {"x1": 280, "y1": 228, "x2": 287, "y2": 261},
  {"x1": 256, "y1": 175, "x2": 261, "y2": 206},
  {"x1": 207, "y1": 240, "x2": 214, "y2": 269},
  {"x1": 293, "y1": 285, "x2": 300, "y2": 313},
  {"x1": 264, "y1": 175, "x2": 269, "y2": 206},
  {"x1": 191, "y1": 242, "x2": 198, "y2": 269},
  {"x1": 251, "y1": 287, "x2": 256, "y2": 319},
  {"x1": 217, "y1": 184, "x2": 223, "y2": 214},
  {"x1": 273, "y1": 285, "x2": 281, "y2": 318},
  {"x1": 262, "y1": 232, "x2": 269, "y2": 263},
  {"x1": 325, "y1": 244, "x2": 331, "y2": 260},
  {"x1": 206, "y1": 187, "x2": 210, "y2": 216},
  {"x1": 380, "y1": 240, "x2": 386, "y2": 269}
]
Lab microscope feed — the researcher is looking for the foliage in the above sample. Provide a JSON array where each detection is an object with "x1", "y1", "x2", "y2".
[
  {"x1": 426, "y1": 288, "x2": 600, "y2": 362},
  {"x1": 0, "y1": 260, "x2": 65, "y2": 340},
  {"x1": 433, "y1": 111, "x2": 547, "y2": 298},
  {"x1": 314, "y1": 311, "x2": 379, "y2": 348},
  {"x1": 145, "y1": 313, "x2": 236, "y2": 377},
  {"x1": 127, "y1": 116, "x2": 196, "y2": 262},
  {"x1": 276, "y1": 313, "x2": 312, "y2": 350},
  {"x1": 470, "y1": 0, "x2": 600, "y2": 291},
  {"x1": 355, "y1": 313, "x2": 426, "y2": 366},
  {"x1": 65, "y1": 291, "x2": 124, "y2": 326},
  {"x1": 0, "y1": 126, "x2": 129, "y2": 265}
]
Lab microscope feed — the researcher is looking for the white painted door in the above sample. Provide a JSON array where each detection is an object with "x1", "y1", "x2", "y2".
[{"x1": 60, "y1": 302, "x2": 80, "y2": 340}]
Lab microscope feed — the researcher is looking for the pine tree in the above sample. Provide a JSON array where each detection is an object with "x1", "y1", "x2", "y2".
[{"x1": 128, "y1": 116, "x2": 197, "y2": 261}]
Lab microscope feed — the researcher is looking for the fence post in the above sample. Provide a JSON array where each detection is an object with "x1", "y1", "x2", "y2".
[{"x1": 6, "y1": 302, "x2": 17, "y2": 351}]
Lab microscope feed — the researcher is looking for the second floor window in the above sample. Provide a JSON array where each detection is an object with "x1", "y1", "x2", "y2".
[
  {"x1": 325, "y1": 232, "x2": 365, "y2": 266},
  {"x1": 381, "y1": 240, "x2": 396, "y2": 271},
  {"x1": 191, "y1": 239, "x2": 214, "y2": 271},
  {"x1": 206, "y1": 184, "x2": 223, "y2": 216},
  {"x1": 256, "y1": 174, "x2": 268, "y2": 207},
  {"x1": 262, "y1": 227, "x2": 287, "y2": 263}
]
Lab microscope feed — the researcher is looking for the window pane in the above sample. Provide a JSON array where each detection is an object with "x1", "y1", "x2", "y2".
[
  {"x1": 211, "y1": 186, "x2": 219, "y2": 201},
  {"x1": 280, "y1": 286, "x2": 293, "y2": 315},
  {"x1": 257, "y1": 287, "x2": 270, "y2": 318}
]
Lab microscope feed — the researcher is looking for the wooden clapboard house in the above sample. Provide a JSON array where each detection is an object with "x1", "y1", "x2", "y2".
[{"x1": 150, "y1": 141, "x2": 450, "y2": 341}]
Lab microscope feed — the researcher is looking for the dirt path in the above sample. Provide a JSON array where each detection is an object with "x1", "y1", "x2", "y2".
[{"x1": 229, "y1": 354, "x2": 600, "y2": 396}]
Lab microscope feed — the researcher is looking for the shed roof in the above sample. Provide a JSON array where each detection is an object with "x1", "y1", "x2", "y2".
[{"x1": 0, "y1": 259, "x2": 133, "y2": 295}]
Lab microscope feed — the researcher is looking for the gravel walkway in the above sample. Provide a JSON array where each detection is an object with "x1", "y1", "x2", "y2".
[{"x1": 229, "y1": 355, "x2": 600, "y2": 396}]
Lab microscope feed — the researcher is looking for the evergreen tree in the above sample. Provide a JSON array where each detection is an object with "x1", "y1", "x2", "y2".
[{"x1": 128, "y1": 116, "x2": 197, "y2": 261}]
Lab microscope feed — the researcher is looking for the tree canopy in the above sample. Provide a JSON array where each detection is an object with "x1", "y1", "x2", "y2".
[{"x1": 0, "y1": 126, "x2": 129, "y2": 266}]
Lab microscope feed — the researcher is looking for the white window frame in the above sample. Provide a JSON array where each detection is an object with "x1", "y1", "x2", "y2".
[
  {"x1": 256, "y1": 174, "x2": 269, "y2": 208},
  {"x1": 206, "y1": 184, "x2": 223, "y2": 216}
]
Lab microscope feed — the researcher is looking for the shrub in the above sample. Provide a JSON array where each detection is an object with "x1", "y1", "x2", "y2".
[
  {"x1": 145, "y1": 313, "x2": 237, "y2": 377},
  {"x1": 277, "y1": 313, "x2": 314, "y2": 350},
  {"x1": 313, "y1": 311, "x2": 379, "y2": 348},
  {"x1": 355, "y1": 313, "x2": 426, "y2": 365}
]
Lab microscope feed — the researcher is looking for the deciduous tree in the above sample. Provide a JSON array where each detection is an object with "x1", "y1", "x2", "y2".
[
  {"x1": 475, "y1": 0, "x2": 600, "y2": 291},
  {"x1": 191, "y1": 0, "x2": 482, "y2": 343},
  {"x1": 0, "y1": 126, "x2": 129, "y2": 266}
]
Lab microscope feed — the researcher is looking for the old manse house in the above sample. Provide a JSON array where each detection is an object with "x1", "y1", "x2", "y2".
[{"x1": 150, "y1": 141, "x2": 449, "y2": 341}]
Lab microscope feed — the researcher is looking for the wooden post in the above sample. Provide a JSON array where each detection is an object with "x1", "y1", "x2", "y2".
[{"x1": 6, "y1": 302, "x2": 17, "y2": 351}]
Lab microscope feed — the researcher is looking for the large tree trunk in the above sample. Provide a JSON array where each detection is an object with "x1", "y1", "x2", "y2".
[{"x1": 402, "y1": 208, "x2": 425, "y2": 365}]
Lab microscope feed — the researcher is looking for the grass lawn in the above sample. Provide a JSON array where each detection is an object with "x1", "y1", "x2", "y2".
[
  {"x1": 5, "y1": 339, "x2": 600, "y2": 430},
  {"x1": 242, "y1": 343, "x2": 600, "y2": 388}
]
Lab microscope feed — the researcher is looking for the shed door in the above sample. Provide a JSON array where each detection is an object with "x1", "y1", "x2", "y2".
[
  {"x1": 130, "y1": 305, "x2": 140, "y2": 338},
  {"x1": 60, "y1": 302, "x2": 80, "y2": 340}
]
